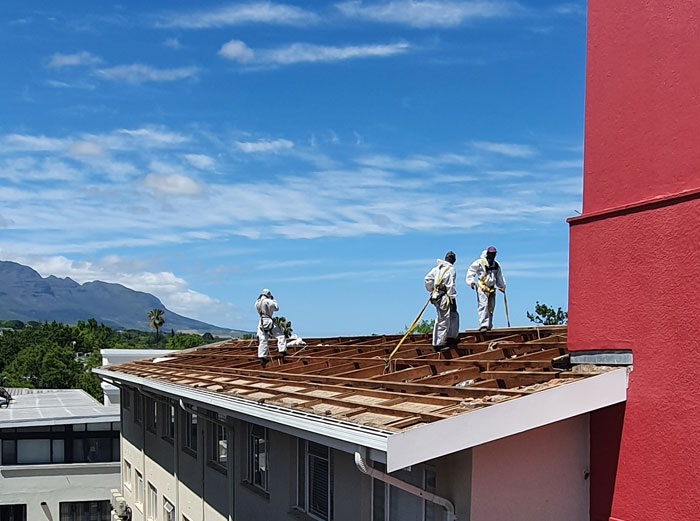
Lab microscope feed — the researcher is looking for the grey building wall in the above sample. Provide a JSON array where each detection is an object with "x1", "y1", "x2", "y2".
[{"x1": 118, "y1": 385, "x2": 589, "y2": 521}]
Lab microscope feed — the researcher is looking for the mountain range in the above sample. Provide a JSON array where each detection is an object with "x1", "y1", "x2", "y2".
[{"x1": 0, "y1": 261, "x2": 247, "y2": 336}]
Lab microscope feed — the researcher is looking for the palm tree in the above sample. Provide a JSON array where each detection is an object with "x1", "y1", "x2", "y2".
[
  {"x1": 147, "y1": 309, "x2": 165, "y2": 343},
  {"x1": 272, "y1": 316, "x2": 293, "y2": 338}
]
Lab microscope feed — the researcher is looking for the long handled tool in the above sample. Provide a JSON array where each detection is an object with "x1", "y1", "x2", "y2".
[
  {"x1": 499, "y1": 288, "x2": 511, "y2": 327},
  {"x1": 385, "y1": 265, "x2": 451, "y2": 372},
  {"x1": 384, "y1": 295, "x2": 432, "y2": 373}
]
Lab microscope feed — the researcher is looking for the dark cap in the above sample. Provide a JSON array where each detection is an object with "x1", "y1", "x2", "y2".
[
  {"x1": 486, "y1": 246, "x2": 497, "y2": 253},
  {"x1": 445, "y1": 251, "x2": 456, "y2": 263}
]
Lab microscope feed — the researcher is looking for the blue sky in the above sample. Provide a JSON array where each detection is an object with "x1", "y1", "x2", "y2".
[{"x1": 0, "y1": 1, "x2": 586, "y2": 336}]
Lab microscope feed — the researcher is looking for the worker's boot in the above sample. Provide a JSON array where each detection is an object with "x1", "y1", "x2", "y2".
[
  {"x1": 259, "y1": 357, "x2": 269, "y2": 368},
  {"x1": 479, "y1": 326, "x2": 488, "y2": 332}
]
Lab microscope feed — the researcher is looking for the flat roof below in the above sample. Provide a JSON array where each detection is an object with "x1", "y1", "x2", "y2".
[{"x1": 0, "y1": 388, "x2": 120, "y2": 428}]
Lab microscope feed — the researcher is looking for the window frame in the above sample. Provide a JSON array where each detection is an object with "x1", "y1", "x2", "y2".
[
  {"x1": 247, "y1": 424, "x2": 269, "y2": 492},
  {"x1": 208, "y1": 413, "x2": 228, "y2": 472},
  {"x1": 145, "y1": 397, "x2": 158, "y2": 434},
  {"x1": 163, "y1": 402, "x2": 175, "y2": 442},
  {"x1": 135, "y1": 470, "x2": 144, "y2": 509},
  {"x1": 183, "y1": 411, "x2": 197, "y2": 454},
  {"x1": 148, "y1": 482, "x2": 158, "y2": 521},
  {"x1": 297, "y1": 439, "x2": 333, "y2": 521},
  {"x1": 124, "y1": 459, "x2": 132, "y2": 489},
  {"x1": 370, "y1": 464, "x2": 441, "y2": 521},
  {"x1": 134, "y1": 392, "x2": 144, "y2": 424},
  {"x1": 58, "y1": 500, "x2": 111, "y2": 521},
  {"x1": 163, "y1": 497, "x2": 175, "y2": 521}
]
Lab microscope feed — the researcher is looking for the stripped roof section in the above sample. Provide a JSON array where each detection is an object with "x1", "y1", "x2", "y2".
[{"x1": 106, "y1": 326, "x2": 591, "y2": 432}]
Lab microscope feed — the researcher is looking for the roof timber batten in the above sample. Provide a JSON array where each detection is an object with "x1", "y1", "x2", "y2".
[{"x1": 99, "y1": 326, "x2": 609, "y2": 436}]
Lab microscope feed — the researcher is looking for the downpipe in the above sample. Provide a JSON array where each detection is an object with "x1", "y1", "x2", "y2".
[{"x1": 354, "y1": 449, "x2": 456, "y2": 521}]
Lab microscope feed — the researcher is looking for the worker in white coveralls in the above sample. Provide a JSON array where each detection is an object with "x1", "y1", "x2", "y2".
[
  {"x1": 466, "y1": 246, "x2": 506, "y2": 332},
  {"x1": 424, "y1": 251, "x2": 460, "y2": 352},
  {"x1": 254, "y1": 289, "x2": 287, "y2": 367}
]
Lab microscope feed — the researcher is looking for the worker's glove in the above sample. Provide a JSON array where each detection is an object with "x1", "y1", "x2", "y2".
[
  {"x1": 470, "y1": 283, "x2": 476, "y2": 290},
  {"x1": 497, "y1": 287, "x2": 505, "y2": 293},
  {"x1": 437, "y1": 283, "x2": 447, "y2": 293}
]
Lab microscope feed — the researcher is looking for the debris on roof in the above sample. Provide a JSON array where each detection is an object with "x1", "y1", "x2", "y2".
[{"x1": 102, "y1": 326, "x2": 609, "y2": 433}]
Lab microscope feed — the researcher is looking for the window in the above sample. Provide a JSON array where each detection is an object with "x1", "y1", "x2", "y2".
[
  {"x1": 184, "y1": 412, "x2": 197, "y2": 453},
  {"x1": 209, "y1": 414, "x2": 228, "y2": 470},
  {"x1": 124, "y1": 460, "x2": 132, "y2": 489},
  {"x1": 163, "y1": 498, "x2": 175, "y2": 521},
  {"x1": 123, "y1": 388, "x2": 131, "y2": 410},
  {"x1": 59, "y1": 500, "x2": 110, "y2": 521},
  {"x1": 248, "y1": 424, "x2": 268, "y2": 491},
  {"x1": 148, "y1": 483, "x2": 158, "y2": 521},
  {"x1": 135, "y1": 470, "x2": 144, "y2": 507},
  {"x1": 0, "y1": 504, "x2": 26, "y2": 521},
  {"x1": 297, "y1": 440, "x2": 333, "y2": 521},
  {"x1": 134, "y1": 392, "x2": 144, "y2": 424},
  {"x1": 146, "y1": 398, "x2": 158, "y2": 434},
  {"x1": 163, "y1": 403, "x2": 175, "y2": 441},
  {"x1": 0, "y1": 425, "x2": 117, "y2": 465},
  {"x1": 371, "y1": 464, "x2": 443, "y2": 521}
]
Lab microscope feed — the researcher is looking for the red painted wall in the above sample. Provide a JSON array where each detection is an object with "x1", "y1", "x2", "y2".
[
  {"x1": 583, "y1": 0, "x2": 700, "y2": 213},
  {"x1": 569, "y1": 1, "x2": 700, "y2": 520}
]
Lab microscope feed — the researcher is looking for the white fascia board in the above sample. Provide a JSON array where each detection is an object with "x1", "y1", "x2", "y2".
[
  {"x1": 386, "y1": 368, "x2": 628, "y2": 472},
  {"x1": 0, "y1": 414, "x2": 121, "y2": 428},
  {"x1": 95, "y1": 368, "x2": 391, "y2": 453}
]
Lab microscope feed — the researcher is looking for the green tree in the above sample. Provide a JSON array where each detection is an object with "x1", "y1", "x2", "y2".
[
  {"x1": 526, "y1": 302, "x2": 568, "y2": 325},
  {"x1": 166, "y1": 334, "x2": 207, "y2": 350},
  {"x1": 272, "y1": 316, "x2": 293, "y2": 338},
  {"x1": 401, "y1": 319, "x2": 434, "y2": 335},
  {"x1": 77, "y1": 349, "x2": 105, "y2": 401},
  {"x1": 241, "y1": 333, "x2": 254, "y2": 340},
  {"x1": 1, "y1": 340, "x2": 80, "y2": 389},
  {"x1": 147, "y1": 309, "x2": 165, "y2": 343}
]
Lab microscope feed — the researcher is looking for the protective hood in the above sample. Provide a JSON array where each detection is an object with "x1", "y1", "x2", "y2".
[{"x1": 436, "y1": 258, "x2": 453, "y2": 268}]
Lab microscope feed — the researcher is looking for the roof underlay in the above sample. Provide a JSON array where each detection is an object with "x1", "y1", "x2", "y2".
[{"x1": 95, "y1": 326, "x2": 628, "y2": 471}]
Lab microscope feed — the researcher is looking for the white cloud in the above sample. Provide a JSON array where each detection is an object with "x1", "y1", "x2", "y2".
[
  {"x1": 218, "y1": 40, "x2": 255, "y2": 62},
  {"x1": 67, "y1": 141, "x2": 106, "y2": 158},
  {"x1": 553, "y1": 3, "x2": 586, "y2": 16},
  {"x1": 116, "y1": 127, "x2": 189, "y2": 147},
  {"x1": 356, "y1": 152, "x2": 474, "y2": 172},
  {"x1": 95, "y1": 64, "x2": 199, "y2": 84},
  {"x1": 144, "y1": 173, "x2": 202, "y2": 196},
  {"x1": 47, "y1": 51, "x2": 102, "y2": 69},
  {"x1": 336, "y1": 0, "x2": 520, "y2": 28},
  {"x1": 472, "y1": 140, "x2": 537, "y2": 157},
  {"x1": 1, "y1": 134, "x2": 69, "y2": 152},
  {"x1": 163, "y1": 37, "x2": 182, "y2": 49},
  {"x1": 184, "y1": 154, "x2": 215, "y2": 169},
  {"x1": 235, "y1": 138, "x2": 293, "y2": 153},
  {"x1": 3, "y1": 253, "x2": 233, "y2": 324},
  {"x1": 156, "y1": 2, "x2": 319, "y2": 29},
  {"x1": 219, "y1": 40, "x2": 410, "y2": 66}
]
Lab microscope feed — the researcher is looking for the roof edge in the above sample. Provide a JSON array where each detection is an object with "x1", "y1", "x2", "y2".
[
  {"x1": 386, "y1": 368, "x2": 628, "y2": 472},
  {"x1": 94, "y1": 368, "x2": 391, "y2": 452}
]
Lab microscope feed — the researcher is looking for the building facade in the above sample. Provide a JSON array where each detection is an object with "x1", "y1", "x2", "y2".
[
  {"x1": 567, "y1": 1, "x2": 700, "y2": 520},
  {"x1": 0, "y1": 388, "x2": 120, "y2": 521}
]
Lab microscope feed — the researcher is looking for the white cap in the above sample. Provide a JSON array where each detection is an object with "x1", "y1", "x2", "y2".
[{"x1": 261, "y1": 288, "x2": 271, "y2": 296}]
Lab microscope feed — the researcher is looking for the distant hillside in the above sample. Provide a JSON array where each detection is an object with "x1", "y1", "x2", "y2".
[{"x1": 0, "y1": 261, "x2": 248, "y2": 336}]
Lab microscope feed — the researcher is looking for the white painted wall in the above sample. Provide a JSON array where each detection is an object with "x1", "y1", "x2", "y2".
[
  {"x1": 0, "y1": 462, "x2": 119, "y2": 521},
  {"x1": 469, "y1": 414, "x2": 590, "y2": 521}
]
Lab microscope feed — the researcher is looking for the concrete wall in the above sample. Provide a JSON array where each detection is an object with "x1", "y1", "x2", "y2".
[
  {"x1": 119, "y1": 387, "x2": 589, "y2": 521},
  {"x1": 569, "y1": 1, "x2": 700, "y2": 519},
  {"x1": 469, "y1": 415, "x2": 589, "y2": 521},
  {"x1": 0, "y1": 462, "x2": 119, "y2": 521}
]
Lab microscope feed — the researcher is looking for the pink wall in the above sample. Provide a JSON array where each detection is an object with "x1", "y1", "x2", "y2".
[{"x1": 569, "y1": 1, "x2": 700, "y2": 520}]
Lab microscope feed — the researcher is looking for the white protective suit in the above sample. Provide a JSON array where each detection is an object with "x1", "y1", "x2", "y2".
[
  {"x1": 466, "y1": 251, "x2": 506, "y2": 330},
  {"x1": 255, "y1": 295, "x2": 287, "y2": 359},
  {"x1": 424, "y1": 259, "x2": 459, "y2": 348}
]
